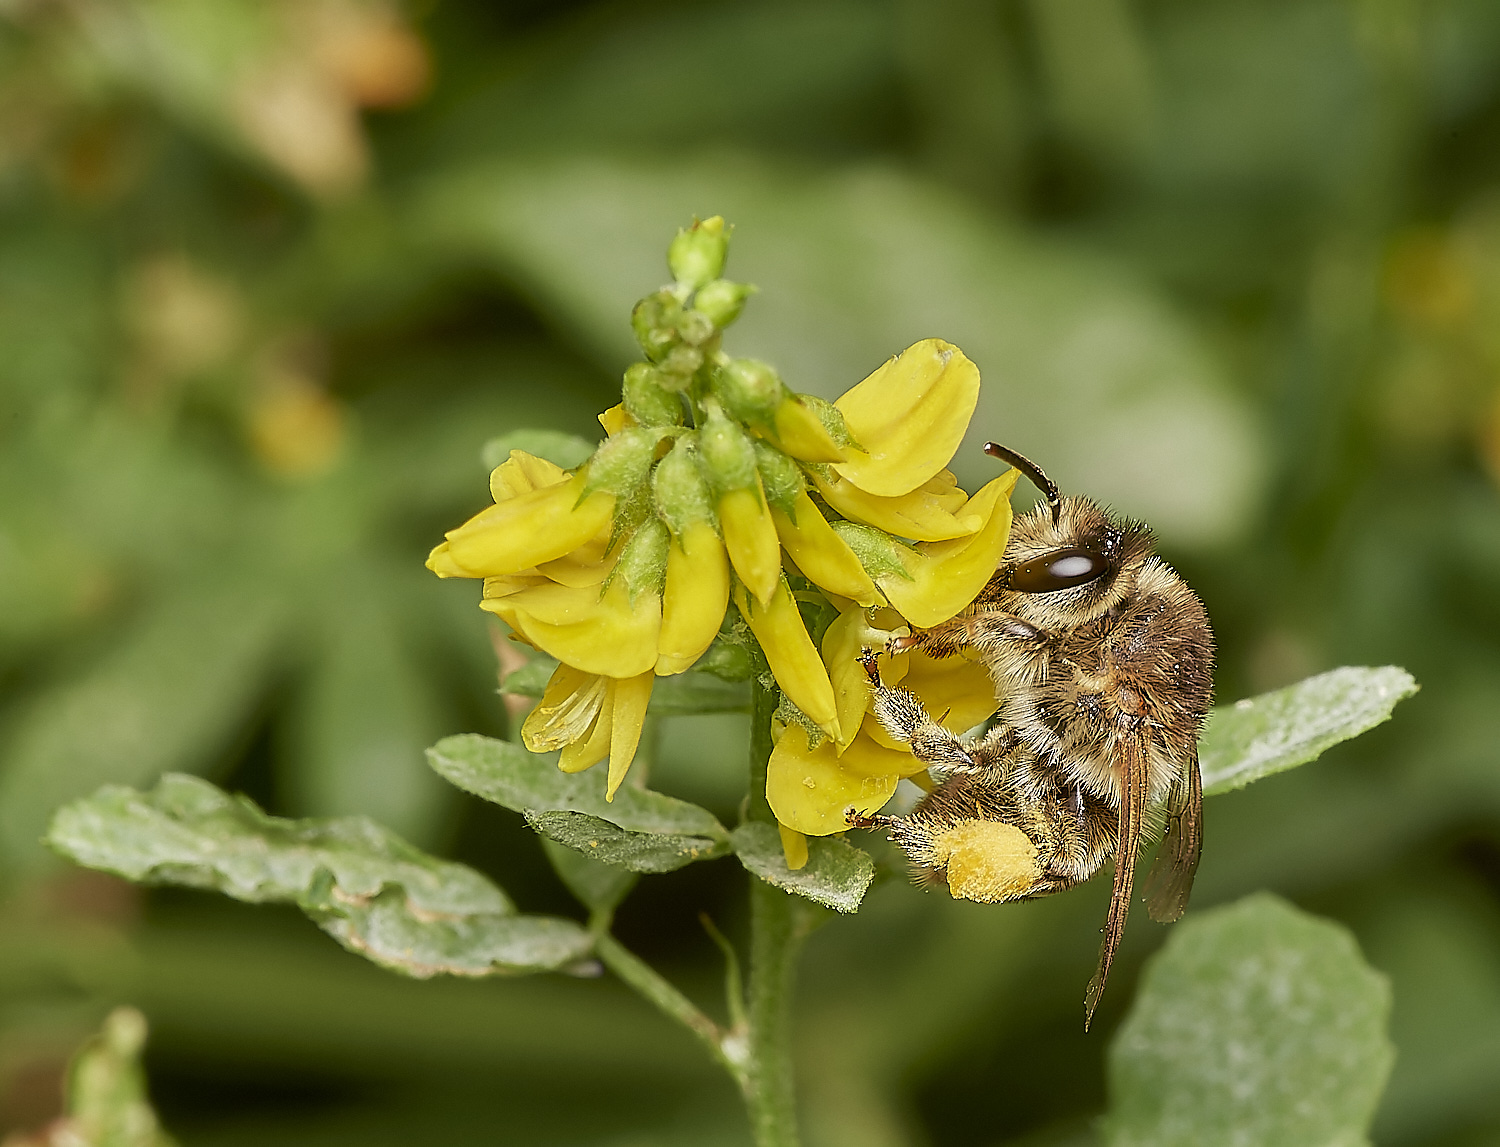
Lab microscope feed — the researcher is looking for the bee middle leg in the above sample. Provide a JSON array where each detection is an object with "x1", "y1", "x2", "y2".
[{"x1": 859, "y1": 647, "x2": 976, "y2": 769}]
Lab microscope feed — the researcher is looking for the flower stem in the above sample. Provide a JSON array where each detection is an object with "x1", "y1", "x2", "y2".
[{"x1": 742, "y1": 673, "x2": 805, "y2": 1147}]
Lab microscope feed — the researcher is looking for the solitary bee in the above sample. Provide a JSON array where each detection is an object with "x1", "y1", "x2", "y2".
[{"x1": 849, "y1": 442, "x2": 1214, "y2": 1026}]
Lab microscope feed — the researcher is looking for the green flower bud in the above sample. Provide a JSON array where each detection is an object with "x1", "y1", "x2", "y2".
[
  {"x1": 694, "y1": 279, "x2": 757, "y2": 328},
  {"x1": 653, "y1": 435, "x2": 716, "y2": 536},
  {"x1": 698, "y1": 411, "x2": 759, "y2": 494},
  {"x1": 586, "y1": 427, "x2": 658, "y2": 498},
  {"x1": 828, "y1": 520, "x2": 912, "y2": 579},
  {"x1": 677, "y1": 309, "x2": 715, "y2": 347},
  {"x1": 615, "y1": 517, "x2": 671, "y2": 603},
  {"x1": 658, "y1": 343, "x2": 705, "y2": 379},
  {"x1": 799, "y1": 393, "x2": 860, "y2": 451},
  {"x1": 623, "y1": 363, "x2": 684, "y2": 427},
  {"x1": 753, "y1": 440, "x2": 804, "y2": 516},
  {"x1": 668, "y1": 216, "x2": 730, "y2": 291},
  {"x1": 631, "y1": 289, "x2": 685, "y2": 362},
  {"x1": 714, "y1": 358, "x2": 786, "y2": 427}
]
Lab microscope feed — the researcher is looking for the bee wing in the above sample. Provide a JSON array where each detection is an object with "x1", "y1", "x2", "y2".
[
  {"x1": 1084, "y1": 735, "x2": 1148, "y2": 1030},
  {"x1": 1143, "y1": 747, "x2": 1203, "y2": 924}
]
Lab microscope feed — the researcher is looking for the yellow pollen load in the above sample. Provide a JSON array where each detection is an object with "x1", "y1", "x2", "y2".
[{"x1": 930, "y1": 821, "x2": 1041, "y2": 903}]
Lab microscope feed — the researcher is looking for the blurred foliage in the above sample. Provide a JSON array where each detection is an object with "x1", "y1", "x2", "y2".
[{"x1": 0, "y1": 0, "x2": 1498, "y2": 1144}]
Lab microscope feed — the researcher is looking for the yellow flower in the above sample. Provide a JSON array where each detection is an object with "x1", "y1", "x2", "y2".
[
  {"x1": 771, "y1": 490, "x2": 881, "y2": 607},
  {"x1": 429, "y1": 469, "x2": 615, "y2": 579},
  {"x1": 733, "y1": 580, "x2": 840, "y2": 740},
  {"x1": 657, "y1": 519, "x2": 730, "y2": 675},
  {"x1": 876, "y1": 469, "x2": 1019, "y2": 627},
  {"x1": 482, "y1": 567, "x2": 661, "y2": 679},
  {"x1": 831, "y1": 338, "x2": 980, "y2": 497},
  {"x1": 810, "y1": 467, "x2": 981, "y2": 541},
  {"x1": 766, "y1": 722, "x2": 898, "y2": 836},
  {"x1": 862, "y1": 646, "x2": 998, "y2": 751},
  {"x1": 764, "y1": 395, "x2": 847, "y2": 464},
  {"x1": 523, "y1": 663, "x2": 654, "y2": 798},
  {"x1": 720, "y1": 483, "x2": 782, "y2": 607}
]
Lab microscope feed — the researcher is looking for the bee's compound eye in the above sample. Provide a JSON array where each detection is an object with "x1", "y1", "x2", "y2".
[{"x1": 1009, "y1": 547, "x2": 1112, "y2": 593}]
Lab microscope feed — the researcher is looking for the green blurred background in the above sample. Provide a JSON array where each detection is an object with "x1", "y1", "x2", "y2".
[{"x1": 2, "y1": 0, "x2": 1499, "y2": 1143}]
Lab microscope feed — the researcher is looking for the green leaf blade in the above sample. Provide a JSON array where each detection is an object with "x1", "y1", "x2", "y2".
[
  {"x1": 526, "y1": 810, "x2": 729, "y2": 873},
  {"x1": 47, "y1": 774, "x2": 592, "y2": 978},
  {"x1": 427, "y1": 733, "x2": 728, "y2": 841},
  {"x1": 1200, "y1": 666, "x2": 1418, "y2": 796},
  {"x1": 1105, "y1": 893, "x2": 1394, "y2": 1147},
  {"x1": 731, "y1": 822, "x2": 873, "y2": 914}
]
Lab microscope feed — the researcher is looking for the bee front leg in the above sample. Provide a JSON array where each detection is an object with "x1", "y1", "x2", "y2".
[{"x1": 860, "y1": 647, "x2": 976, "y2": 769}]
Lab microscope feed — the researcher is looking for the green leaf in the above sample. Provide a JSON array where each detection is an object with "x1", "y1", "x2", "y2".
[
  {"x1": 730, "y1": 822, "x2": 873, "y2": 913},
  {"x1": 47, "y1": 774, "x2": 591, "y2": 978},
  {"x1": 55, "y1": 1007, "x2": 176, "y2": 1147},
  {"x1": 1200, "y1": 667, "x2": 1418, "y2": 796},
  {"x1": 540, "y1": 838, "x2": 638, "y2": 914},
  {"x1": 526, "y1": 810, "x2": 729, "y2": 873},
  {"x1": 500, "y1": 656, "x2": 558, "y2": 698},
  {"x1": 481, "y1": 429, "x2": 596, "y2": 471},
  {"x1": 1105, "y1": 893, "x2": 1394, "y2": 1147},
  {"x1": 427, "y1": 733, "x2": 729, "y2": 842}
]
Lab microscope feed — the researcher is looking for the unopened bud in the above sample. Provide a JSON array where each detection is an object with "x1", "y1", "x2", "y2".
[
  {"x1": 631, "y1": 289, "x2": 685, "y2": 362},
  {"x1": 695, "y1": 279, "x2": 756, "y2": 328},
  {"x1": 658, "y1": 343, "x2": 704, "y2": 379},
  {"x1": 668, "y1": 216, "x2": 730, "y2": 291},
  {"x1": 698, "y1": 411, "x2": 758, "y2": 494},
  {"x1": 714, "y1": 358, "x2": 786, "y2": 426},
  {"x1": 828, "y1": 520, "x2": 912, "y2": 579},
  {"x1": 677, "y1": 309, "x2": 715, "y2": 346},
  {"x1": 653, "y1": 436, "x2": 715, "y2": 535},
  {"x1": 622, "y1": 363, "x2": 684, "y2": 427},
  {"x1": 753, "y1": 441, "x2": 804, "y2": 515},
  {"x1": 615, "y1": 517, "x2": 670, "y2": 602},
  {"x1": 587, "y1": 427, "x2": 658, "y2": 498}
]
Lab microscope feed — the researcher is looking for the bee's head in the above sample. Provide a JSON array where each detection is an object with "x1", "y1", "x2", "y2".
[{"x1": 982, "y1": 444, "x2": 1155, "y2": 624}]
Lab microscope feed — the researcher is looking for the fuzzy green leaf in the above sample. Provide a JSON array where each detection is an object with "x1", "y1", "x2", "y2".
[
  {"x1": 1105, "y1": 893, "x2": 1394, "y2": 1147},
  {"x1": 526, "y1": 810, "x2": 729, "y2": 873},
  {"x1": 1200, "y1": 667, "x2": 1418, "y2": 796},
  {"x1": 427, "y1": 733, "x2": 729, "y2": 841},
  {"x1": 730, "y1": 822, "x2": 873, "y2": 913},
  {"x1": 47, "y1": 774, "x2": 591, "y2": 978}
]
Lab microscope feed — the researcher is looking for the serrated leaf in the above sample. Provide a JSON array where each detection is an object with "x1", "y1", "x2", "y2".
[
  {"x1": 427, "y1": 734, "x2": 728, "y2": 841},
  {"x1": 481, "y1": 429, "x2": 596, "y2": 471},
  {"x1": 47, "y1": 774, "x2": 591, "y2": 978},
  {"x1": 540, "y1": 838, "x2": 638, "y2": 914},
  {"x1": 1105, "y1": 893, "x2": 1394, "y2": 1147},
  {"x1": 730, "y1": 822, "x2": 873, "y2": 913},
  {"x1": 526, "y1": 810, "x2": 729, "y2": 873},
  {"x1": 1200, "y1": 667, "x2": 1418, "y2": 796}
]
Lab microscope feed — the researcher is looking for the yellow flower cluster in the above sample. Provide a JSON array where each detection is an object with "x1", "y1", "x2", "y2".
[{"x1": 427, "y1": 219, "x2": 1017, "y2": 865}]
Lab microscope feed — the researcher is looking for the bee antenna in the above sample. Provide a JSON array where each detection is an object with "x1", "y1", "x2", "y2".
[{"x1": 984, "y1": 442, "x2": 1061, "y2": 524}]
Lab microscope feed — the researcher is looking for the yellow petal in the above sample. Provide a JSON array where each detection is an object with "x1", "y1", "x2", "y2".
[
  {"x1": 489, "y1": 576, "x2": 660, "y2": 677},
  {"x1": 598, "y1": 403, "x2": 634, "y2": 436},
  {"x1": 425, "y1": 541, "x2": 468, "y2": 579},
  {"x1": 819, "y1": 607, "x2": 908, "y2": 749},
  {"x1": 779, "y1": 825, "x2": 810, "y2": 871},
  {"x1": 605, "y1": 670, "x2": 655, "y2": 799},
  {"x1": 766, "y1": 722, "x2": 897, "y2": 836},
  {"x1": 767, "y1": 398, "x2": 847, "y2": 463},
  {"x1": 811, "y1": 468, "x2": 979, "y2": 542},
  {"x1": 657, "y1": 520, "x2": 731, "y2": 675},
  {"x1": 833, "y1": 728, "x2": 926, "y2": 779},
  {"x1": 559, "y1": 697, "x2": 614, "y2": 773},
  {"x1": 735, "y1": 581, "x2": 840, "y2": 740},
  {"x1": 521, "y1": 664, "x2": 608, "y2": 753},
  {"x1": 833, "y1": 339, "x2": 980, "y2": 497},
  {"x1": 489, "y1": 450, "x2": 568, "y2": 503},
  {"x1": 719, "y1": 484, "x2": 781, "y2": 606},
  {"x1": 772, "y1": 491, "x2": 881, "y2": 606},
  {"x1": 443, "y1": 475, "x2": 615, "y2": 577},
  {"x1": 878, "y1": 470, "x2": 1019, "y2": 628}
]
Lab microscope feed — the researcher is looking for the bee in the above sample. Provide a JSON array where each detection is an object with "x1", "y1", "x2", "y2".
[{"x1": 848, "y1": 442, "x2": 1214, "y2": 1027}]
